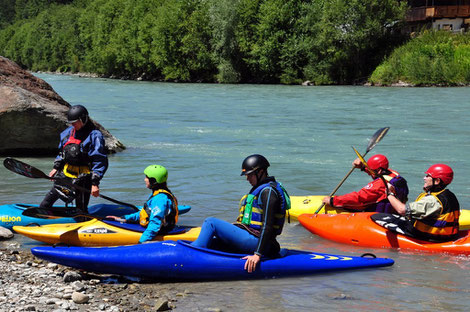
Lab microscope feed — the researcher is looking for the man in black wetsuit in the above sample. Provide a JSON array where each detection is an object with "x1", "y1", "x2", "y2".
[{"x1": 192, "y1": 154, "x2": 290, "y2": 272}]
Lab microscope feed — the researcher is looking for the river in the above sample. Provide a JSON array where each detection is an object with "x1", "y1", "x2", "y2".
[{"x1": 1, "y1": 74, "x2": 469, "y2": 311}]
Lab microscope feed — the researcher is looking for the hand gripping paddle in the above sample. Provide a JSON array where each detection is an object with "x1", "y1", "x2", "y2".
[{"x1": 314, "y1": 127, "x2": 390, "y2": 214}]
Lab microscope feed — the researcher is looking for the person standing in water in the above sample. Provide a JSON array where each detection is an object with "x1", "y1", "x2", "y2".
[{"x1": 39, "y1": 105, "x2": 108, "y2": 212}]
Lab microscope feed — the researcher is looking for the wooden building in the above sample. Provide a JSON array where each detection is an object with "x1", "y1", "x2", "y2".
[{"x1": 406, "y1": 0, "x2": 470, "y2": 32}]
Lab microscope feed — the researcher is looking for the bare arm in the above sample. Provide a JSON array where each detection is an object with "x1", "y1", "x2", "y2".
[{"x1": 387, "y1": 194, "x2": 406, "y2": 215}]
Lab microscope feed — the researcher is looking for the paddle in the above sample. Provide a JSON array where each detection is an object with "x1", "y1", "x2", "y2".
[
  {"x1": 3, "y1": 157, "x2": 139, "y2": 212},
  {"x1": 314, "y1": 127, "x2": 390, "y2": 214}
]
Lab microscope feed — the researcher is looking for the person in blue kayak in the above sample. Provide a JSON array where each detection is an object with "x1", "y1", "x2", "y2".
[
  {"x1": 372, "y1": 164, "x2": 460, "y2": 242},
  {"x1": 322, "y1": 154, "x2": 409, "y2": 213},
  {"x1": 191, "y1": 154, "x2": 290, "y2": 273},
  {"x1": 107, "y1": 164, "x2": 179, "y2": 243},
  {"x1": 39, "y1": 105, "x2": 108, "y2": 213}
]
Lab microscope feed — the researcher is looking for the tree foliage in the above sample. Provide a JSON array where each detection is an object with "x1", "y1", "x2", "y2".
[{"x1": 0, "y1": 0, "x2": 409, "y2": 84}]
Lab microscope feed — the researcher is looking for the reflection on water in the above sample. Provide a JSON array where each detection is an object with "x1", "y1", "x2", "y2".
[{"x1": 1, "y1": 75, "x2": 470, "y2": 311}]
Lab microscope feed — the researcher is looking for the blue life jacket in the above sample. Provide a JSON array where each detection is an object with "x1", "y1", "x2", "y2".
[{"x1": 238, "y1": 181, "x2": 290, "y2": 235}]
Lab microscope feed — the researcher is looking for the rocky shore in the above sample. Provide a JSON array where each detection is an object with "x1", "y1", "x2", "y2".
[{"x1": 0, "y1": 243, "x2": 205, "y2": 312}]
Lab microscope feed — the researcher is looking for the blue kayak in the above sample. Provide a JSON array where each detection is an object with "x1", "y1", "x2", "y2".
[
  {"x1": 31, "y1": 240, "x2": 394, "y2": 281},
  {"x1": 0, "y1": 203, "x2": 191, "y2": 230}
]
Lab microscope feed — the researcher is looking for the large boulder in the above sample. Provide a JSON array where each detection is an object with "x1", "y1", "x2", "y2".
[{"x1": 0, "y1": 56, "x2": 125, "y2": 156}]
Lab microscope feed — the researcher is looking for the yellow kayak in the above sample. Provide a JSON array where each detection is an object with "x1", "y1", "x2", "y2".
[
  {"x1": 290, "y1": 195, "x2": 470, "y2": 230},
  {"x1": 289, "y1": 195, "x2": 349, "y2": 220},
  {"x1": 13, "y1": 219, "x2": 201, "y2": 247}
]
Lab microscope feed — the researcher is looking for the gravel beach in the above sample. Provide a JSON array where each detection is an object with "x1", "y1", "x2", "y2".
[{"x1": 0, "y1": 243, "x2": 209, "y2": 312}]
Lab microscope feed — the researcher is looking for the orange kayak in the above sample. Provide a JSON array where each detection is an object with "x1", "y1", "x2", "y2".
[{"x1": 298, "y1": 212, "x2": 470, "y2": 255}]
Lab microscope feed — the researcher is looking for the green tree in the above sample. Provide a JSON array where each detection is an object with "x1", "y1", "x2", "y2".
[
  {"x1": 0, "y1": 0, "x2": 410, "y2": 85},
  {"x1": 148, "y1": 0, "x2": 215, "y2": 81},
  {"x1": 300, "y1": 0, "x2": 407, "y2": 84},
  {"x1": 208, "y1": 0, "x2": 242, "y2": 83},
  {"x1": 0, "y1": 0, "x2": 16, "y2": 28}
]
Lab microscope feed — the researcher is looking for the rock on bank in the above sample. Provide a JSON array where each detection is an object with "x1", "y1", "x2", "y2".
[
  {"x1": 0, "y1": 56, "x2": 125, "y2": 156},
  {"x1": 0, "y1": 245, "x2": 193, "y2": 311}
]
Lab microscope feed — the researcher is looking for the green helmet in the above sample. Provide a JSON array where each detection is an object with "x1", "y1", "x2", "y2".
[{"x1": 144, "y1": 165, "x2": 168, "y2": 184}]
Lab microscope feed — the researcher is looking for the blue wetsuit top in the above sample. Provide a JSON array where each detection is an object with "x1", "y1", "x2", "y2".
[{"x1": 124, "y1": 192, "x2": 174, "y2": 243}]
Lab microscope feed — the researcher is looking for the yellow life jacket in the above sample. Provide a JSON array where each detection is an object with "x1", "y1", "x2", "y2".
[
  {"x1": 412, "y1": 189, "x2": 460, "y2": 239},
  {"x1": 139, "y1": 189, "x2": 178, "y2": 227},
  {"x1": 63, "y1": 163, "x2": 90, "y2": 179}
]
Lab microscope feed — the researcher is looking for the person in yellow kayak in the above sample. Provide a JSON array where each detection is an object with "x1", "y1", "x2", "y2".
[
  {"x1": 372, "y1": 164, "x2": 460, "y2": 242},
  {"x1": 322, "y1": 154, "x2": 408, "y2": 213},
  {"x1": 191, "y1": 154, "x2": 290, "y2": 273},
  {"x1": 107, "y1": 164, "x2": 179, "y2": 244},
  {"x1": 39, "y1": 105, "x2": 108, "y2": 213}
]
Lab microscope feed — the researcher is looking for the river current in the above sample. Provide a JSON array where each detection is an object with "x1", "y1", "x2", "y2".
[{"x1": 1, "y1": 74, "x2": 469, "y2": 311}]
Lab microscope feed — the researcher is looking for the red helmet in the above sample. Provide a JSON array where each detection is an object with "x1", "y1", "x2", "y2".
[
  {"x1": 367, "y1": 154, "x2": 389, "y2": 171},
  {"x1": 425, "y1": 164, "x2": 453, "y2": 185}
]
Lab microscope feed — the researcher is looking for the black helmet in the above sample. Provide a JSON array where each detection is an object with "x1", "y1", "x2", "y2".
[
  {"x1": 240, "y1": 154, "x2": 270, "y2": 176},
  {"x1": 67, "y1": 105, "x2": 89, "y2": 124}
]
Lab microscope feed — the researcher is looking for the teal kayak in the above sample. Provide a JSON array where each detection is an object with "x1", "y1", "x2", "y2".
[{"x1": 0, "y1": 203, "x2": 191, "y2": 230}]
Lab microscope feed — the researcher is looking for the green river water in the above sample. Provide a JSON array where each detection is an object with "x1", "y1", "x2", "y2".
[{"x1": 1, "y1": 74, "x2": 469, "y2": 311}]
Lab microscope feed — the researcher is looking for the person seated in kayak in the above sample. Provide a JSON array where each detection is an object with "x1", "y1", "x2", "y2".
[
  {"x1": 372, "y1": 164, "x2": 460, "y2": 242},
  {"x1": 322, "y1": 154, "x2": 408, "y2": 213},
  {"x1": 106, "y1": 164, "x2": 179, "y2": 244},
  {"x1": 191, "y1": 154, "x2": 290, "y2": 273},
  {"x1": 39, "y1": 105, "x2": 108, "y2": 213}
]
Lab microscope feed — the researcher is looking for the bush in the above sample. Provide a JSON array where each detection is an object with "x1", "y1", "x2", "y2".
[{"x1": 370, "y1": 30, "x2": 470, "y2": 86}]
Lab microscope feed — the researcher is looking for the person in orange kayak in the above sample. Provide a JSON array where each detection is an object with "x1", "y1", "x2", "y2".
[
  {"x1": 372, "y1": 164, "x2": 460, "y2": 242},
  {"x1": 107, "y1": 164, "x2": 179, "y2": 243},
  {"x1": 322, "y1": 154, "x2": 408, "y2": 213}
]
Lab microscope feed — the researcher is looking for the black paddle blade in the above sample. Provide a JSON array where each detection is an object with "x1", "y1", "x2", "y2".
[
  {"x1": 22, "y1": 207, "x2": 86, "y2": 219},
  {"x1": 3, "y1": 157, "x2": 49, "y2": 179},
  {"x1": 4, "y1": 157, "x2": 140, "y2": 212},
  {"x1": 366, "y1": 127, "x2": 390, "y2": 153}
]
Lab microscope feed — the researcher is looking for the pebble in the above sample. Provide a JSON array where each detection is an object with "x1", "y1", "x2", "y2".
[
  {"x1": 0, "y1": 247, "x2": 196, "y2": 311},
  {"x1": 63, "y1": 293, "x2": 73, "y2": 299},
  {"x1": 48, "y1": 262, "x2": 59, "y2": 269},
  {"x1": 72, "y1": 281, "x2": 86, "y2": 291},
  {"x1": 63, "y1": 271, "x2": 82, "y2": 283},
  {"x1": 0, "y1": 226, "x2": 14, "y2": 239},
  {"x1": 72, "y1": 292, "x2": 89, "y2": 304}
]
